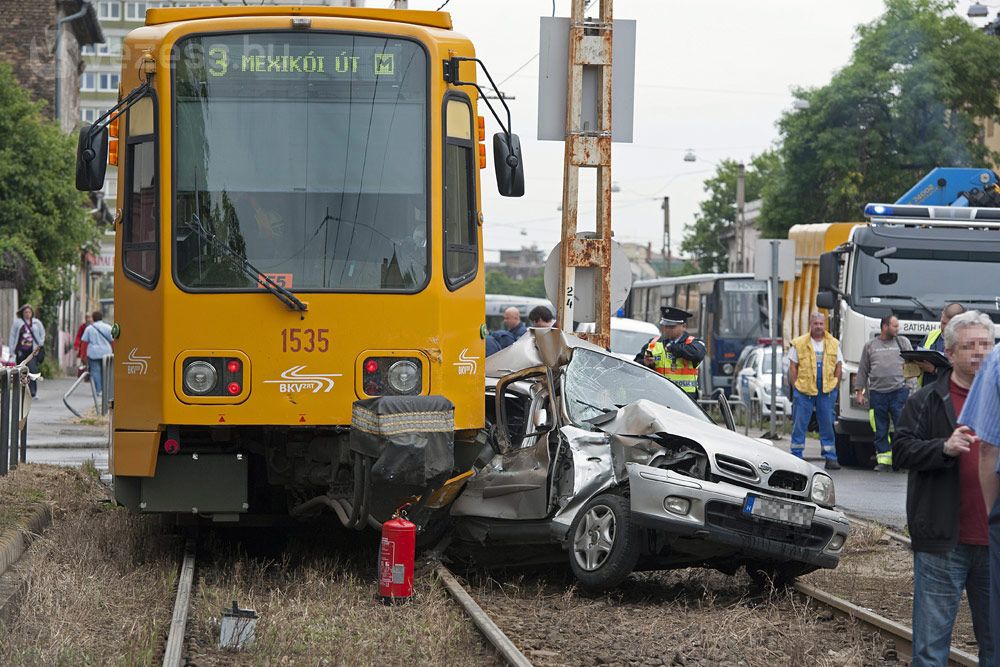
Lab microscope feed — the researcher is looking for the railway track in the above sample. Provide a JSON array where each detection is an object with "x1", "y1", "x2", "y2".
[
  {"x1": 150, "y1": 516, "x2": 978, "y2": 667},
  {"x1": 162, "y1": 537, "x2": 197, "y2": 667}
]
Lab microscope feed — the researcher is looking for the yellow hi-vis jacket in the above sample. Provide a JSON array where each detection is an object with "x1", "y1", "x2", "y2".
[
  {"x1": 791, "y1": 332, "x2": 840, "y2": 396},
  {"x1": 646, "y1": 338, "x2": 700, "y2": 394}
]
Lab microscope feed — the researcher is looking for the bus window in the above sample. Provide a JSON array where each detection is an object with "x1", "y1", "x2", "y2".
[
  {"x1": 716, "y1": 279, "x2": 768, "y2": 338},
  {"x1": 123, "y1": 96, "x2": 157, "y2": 286},
  {"x1": 444, "y1": 97, "x2": 477, "y2": 288}
]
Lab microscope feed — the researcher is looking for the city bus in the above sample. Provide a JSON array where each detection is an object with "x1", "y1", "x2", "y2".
[
  {"x1": 74, "y1": 5, "x2": 524, "y2": 525},
  {"x1": 624, "y1": 273, "x2": 769, "y2": 396}
]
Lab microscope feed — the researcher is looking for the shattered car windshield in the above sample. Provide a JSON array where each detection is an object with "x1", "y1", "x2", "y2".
[{"x1": 565, "y1": 348, "x2": 711, "y2": 425}]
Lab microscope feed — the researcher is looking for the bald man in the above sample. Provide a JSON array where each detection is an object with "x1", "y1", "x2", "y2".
[{"x1": 503, "y1": 307, "x2": 527, "y2": 339}]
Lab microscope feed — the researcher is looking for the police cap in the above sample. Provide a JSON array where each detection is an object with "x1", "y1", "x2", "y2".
[{"x1": 659, "y1": 306, "x2": 693, "y2": 326}]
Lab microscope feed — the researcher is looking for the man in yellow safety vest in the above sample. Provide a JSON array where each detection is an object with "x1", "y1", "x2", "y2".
[
  {"x1": 915, "y1": 303, "x2": 965, "y2": 387},
  {"x1": 635, "y1": 306, "x2": 706, "y2": 399}
]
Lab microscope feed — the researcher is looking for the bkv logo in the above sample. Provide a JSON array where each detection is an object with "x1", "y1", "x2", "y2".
[
  {"x1": 452, "y1": 348, "x2": 479, "y2": 376},
  {"x1": 263, "y1": 365, "x2": 342, "y2": 393},
  {"x1": 123, "y1": 348, "x2": 150, "y2": 375}
]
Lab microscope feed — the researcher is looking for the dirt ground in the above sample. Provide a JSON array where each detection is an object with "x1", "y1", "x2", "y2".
[
  {"x1": 462, "y1": 565, "x2": 893, "y2": 667},
  {"x1": 804, "y1": 522, "x2": 981, "y2": 655}
]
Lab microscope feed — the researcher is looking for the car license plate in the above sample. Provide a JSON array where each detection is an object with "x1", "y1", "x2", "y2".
[{"x1": 742, "y1": 494, "x2": 814, "y2": 528}]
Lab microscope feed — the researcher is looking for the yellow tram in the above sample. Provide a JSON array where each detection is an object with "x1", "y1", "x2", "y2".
[{"x1": 75, "y1": 5, "x2": 524, "y2": 524}]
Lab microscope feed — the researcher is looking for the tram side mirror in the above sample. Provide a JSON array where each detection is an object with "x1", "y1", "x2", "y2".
[
  {"x1": 494, "y1": 133, "x2": 525, "y2": 197},
  {"x1": 76, "y1": 124, "x2": 108, "y2": 192}
]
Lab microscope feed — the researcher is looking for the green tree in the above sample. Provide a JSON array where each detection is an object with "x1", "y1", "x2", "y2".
[
  {"x1": 0, "y1": 63, "x2": 94, "y2": 334},
  {"x1": 758, "y1": 0, "x2": 1000, "y2": 237},
  {"x1": 681, "y1": 152, "x2": 778, "y2": 272},
  {"x1": 484, "y1": 271, "x2": 547, "y2": 298}
]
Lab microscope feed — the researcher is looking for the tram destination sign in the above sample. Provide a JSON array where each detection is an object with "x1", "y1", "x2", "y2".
[{"x1": 180, "y1": 39, "x2": 405, "y2": 84}]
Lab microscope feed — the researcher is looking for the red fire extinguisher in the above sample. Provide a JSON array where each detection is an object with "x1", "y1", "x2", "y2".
[{"x1": 378, "y1": 508, "x2": 415, "y2": 603}]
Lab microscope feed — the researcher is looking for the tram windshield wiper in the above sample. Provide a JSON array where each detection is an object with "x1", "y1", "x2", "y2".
[{"x1": 182, "y1": 214, "x2": 308, "y2": 313}]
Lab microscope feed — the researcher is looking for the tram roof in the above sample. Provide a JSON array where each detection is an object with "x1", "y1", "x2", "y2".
[
  {"x1": 145, "y1": 6, "x2": 453, "y2": 30},
  {"x1": 631, "y1": 273, "x2": 756, "y2": 289}
]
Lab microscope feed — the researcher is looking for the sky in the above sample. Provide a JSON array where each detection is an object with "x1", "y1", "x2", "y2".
[{"x1": 396, "y1": 0, "x2": 990, "y2": 263}]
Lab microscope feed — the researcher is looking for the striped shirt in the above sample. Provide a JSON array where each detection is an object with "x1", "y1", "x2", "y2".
[{"x1": 958, "y1": 343, "x2": 1000, "y2": 474}]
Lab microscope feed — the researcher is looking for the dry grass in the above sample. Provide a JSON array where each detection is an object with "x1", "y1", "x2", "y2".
[
  {"x1": 463, "y1": 567, "x2": 890, "y2": 666},
  {"x1": 187, "y1": 525, "x2": 499, "y2": 666},
  {"x1": 0, "y1": 465, "x2": 180, "y2": 666}
]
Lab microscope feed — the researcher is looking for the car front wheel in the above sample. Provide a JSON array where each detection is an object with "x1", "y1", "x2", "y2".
[{"x1": 568, "y1": 494, "x2": 640, "y2": 591}]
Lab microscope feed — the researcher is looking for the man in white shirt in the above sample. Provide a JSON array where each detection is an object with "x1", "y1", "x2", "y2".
[{"x1": 788, "y1": 312, "x2": 844, "y2": 470}]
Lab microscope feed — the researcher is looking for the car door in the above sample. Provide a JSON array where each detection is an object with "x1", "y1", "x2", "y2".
[{"x1": 451, "y1": 366, "x2": 557, "y2": 520}]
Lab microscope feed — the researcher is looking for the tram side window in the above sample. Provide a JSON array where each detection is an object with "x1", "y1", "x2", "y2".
[
  {"x1": 444, "y1": 98, "x2": 477, "y2": 288},
  {"x1": 123, "y1": 97, "x2": 157, "y2": 286}
]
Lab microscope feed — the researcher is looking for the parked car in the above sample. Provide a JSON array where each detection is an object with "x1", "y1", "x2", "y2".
[
  {"x1": 448, "y1": 329, "x2": 849, "y2": 591},
  {"x1": 732, "y1": 344, "x2": 791, "y2": 418},
  {"x1": 576, "y1": 317, "x2": 660, "y2": 361}
]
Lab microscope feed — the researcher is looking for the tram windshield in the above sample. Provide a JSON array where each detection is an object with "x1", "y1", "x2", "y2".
[{"x1": 172, "y1": 33, "x2": 428, "y2": 292}]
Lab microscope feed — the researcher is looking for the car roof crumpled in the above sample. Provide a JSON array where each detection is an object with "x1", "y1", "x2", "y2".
[{"x1": 485, "y1": 327, "x2": 606, "y2": 378}]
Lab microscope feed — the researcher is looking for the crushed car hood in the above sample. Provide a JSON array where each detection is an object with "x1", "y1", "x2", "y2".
[
  {"x1": 592, "y1": 399, "x2": 818, "y2": 490},
  {"x1": 486, "y1": 328, "x2": 606, "y2": 378}
]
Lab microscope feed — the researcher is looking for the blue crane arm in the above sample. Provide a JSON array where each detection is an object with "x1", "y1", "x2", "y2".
[{"x1": 895, "y1": 168, "x2": 999, "y2": 206}]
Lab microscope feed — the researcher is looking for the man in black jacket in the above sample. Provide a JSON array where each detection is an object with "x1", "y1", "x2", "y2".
[{"x1": 894, "y1": 310, "x2": 995, "y2": 667}]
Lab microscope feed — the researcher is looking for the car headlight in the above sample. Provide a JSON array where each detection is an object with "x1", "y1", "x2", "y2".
[
  {"x1": 810, "y1": 473, "x2": 835, "y2": 507},
  {"x1": 387, "y1": 360, "x2": 420, "y2": 394},
  {"x1": 184, "y1": 361, "x2": 218, "y2": 395}
]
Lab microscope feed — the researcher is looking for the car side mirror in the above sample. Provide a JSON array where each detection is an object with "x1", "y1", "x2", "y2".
[
  {"x1": 714, "y1": 388, "x2": 736, "y2": 432},
  {"x1": 494, "y1": 132, "x2": 525, "y2": 197},
  {"x1": 76, "y1": 124, "x2": 109, "y2": 192}
]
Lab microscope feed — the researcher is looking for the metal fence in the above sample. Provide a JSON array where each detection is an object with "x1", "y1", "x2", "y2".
[
  {"x1": 63, "y1": 353, "x2": 114, "y2": 418},
  {"x1": 0, "y1": 366, "x2": 29, "y2": 476}
]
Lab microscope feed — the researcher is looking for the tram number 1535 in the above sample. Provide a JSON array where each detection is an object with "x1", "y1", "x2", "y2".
[{"x1": 281, "y1": 328, "x2": 330, "y2": 353}]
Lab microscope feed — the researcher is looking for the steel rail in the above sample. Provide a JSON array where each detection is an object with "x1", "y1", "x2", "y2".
[
  {"x1": 843, "y1": 512, "x2": 911, "y2": 546},
  {"x1": 435, "y1": 563, "x2": 533, "y2": 667},
  {"x1": 163, "y1": 538, "x2": 197, "y2": 667},
  {"x1": 794, "y1": 581, "x2": 978, "y2": 666}
]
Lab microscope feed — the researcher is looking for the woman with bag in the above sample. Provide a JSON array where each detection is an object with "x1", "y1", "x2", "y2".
[{"x1": 7, "y1": 304, "x2": 44, "y2": 398}]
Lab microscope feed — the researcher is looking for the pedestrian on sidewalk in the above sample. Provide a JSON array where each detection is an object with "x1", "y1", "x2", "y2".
[
  {"x1": 788, "y1": 312, "x2": 843, "y2": 469},
  {"x1": 7, "y1": 304, "x2": 44, "y2": 398},
  {"x1": 894, "y1": 310, "x2": 995, "y2": 666},
  {"x1": 916, "y1": 303, "x2": 965, "y2": 387},
  {"x1": 73, "y1": 312, "x2": 93, "y2": 373},
  {"x1": 854, "y1": 314, "x2": 913, "y2": 471},
  {"x1": 80, "y1": 311, "x2": 114, "y2": 395}
]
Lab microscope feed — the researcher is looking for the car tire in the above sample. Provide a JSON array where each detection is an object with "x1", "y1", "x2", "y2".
[{"x1": 567, "y1": 494, "x2": 640, "y2": 592}]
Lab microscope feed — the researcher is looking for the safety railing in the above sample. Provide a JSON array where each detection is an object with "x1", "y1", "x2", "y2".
[
  {"x1": 63, "y1": 353, "x2": 114, "y2": 418},
  {"x1": 0, "y1": 366, "x2": 30, "y2": 476}
]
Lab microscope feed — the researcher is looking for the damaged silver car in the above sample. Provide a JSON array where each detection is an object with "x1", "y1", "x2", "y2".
[{"x1": 449, "y1": 329, "x2": 850, "y2": 591}]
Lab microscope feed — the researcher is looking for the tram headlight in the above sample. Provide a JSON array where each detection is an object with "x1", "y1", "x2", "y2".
[
  {"x1": 387, "y1": 360, "x2": 420, "y2": 394},
  {"x1": 184, "y1": 361, "x2": 218, "y2": 395}
]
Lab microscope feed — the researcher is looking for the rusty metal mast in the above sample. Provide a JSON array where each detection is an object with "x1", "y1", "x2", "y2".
[{"x1": 557, "y1": 0, "x2": 613, "y2": 350}]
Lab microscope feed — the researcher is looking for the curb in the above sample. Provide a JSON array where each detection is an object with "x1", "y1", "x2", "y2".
[
  {"x1": 27, "y1": 441, "x2": 108, "y2": 450},
  {"x1": 0, "y1": 503, "x2": 53, "y2": 623}
]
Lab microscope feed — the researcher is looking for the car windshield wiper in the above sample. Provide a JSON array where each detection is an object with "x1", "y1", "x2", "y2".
[
  {"x1": 877, "y1": 295, "x2": 935, "y2": 319},
  {"x1": 184, "y1": 214, "x2": 308, "y2": 313}
]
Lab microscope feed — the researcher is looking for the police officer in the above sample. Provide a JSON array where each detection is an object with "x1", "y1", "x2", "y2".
[{"x1": 634, "y1": 306, "x2": 707, "y2": 398}]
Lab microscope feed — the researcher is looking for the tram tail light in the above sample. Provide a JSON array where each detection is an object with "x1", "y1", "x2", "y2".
[
  {"x1": 181, "y1": 356, "x2": 246, "y2": 398},
  {"x1": 227, "y1": 382, "x2": 241, "y2": 395}
]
